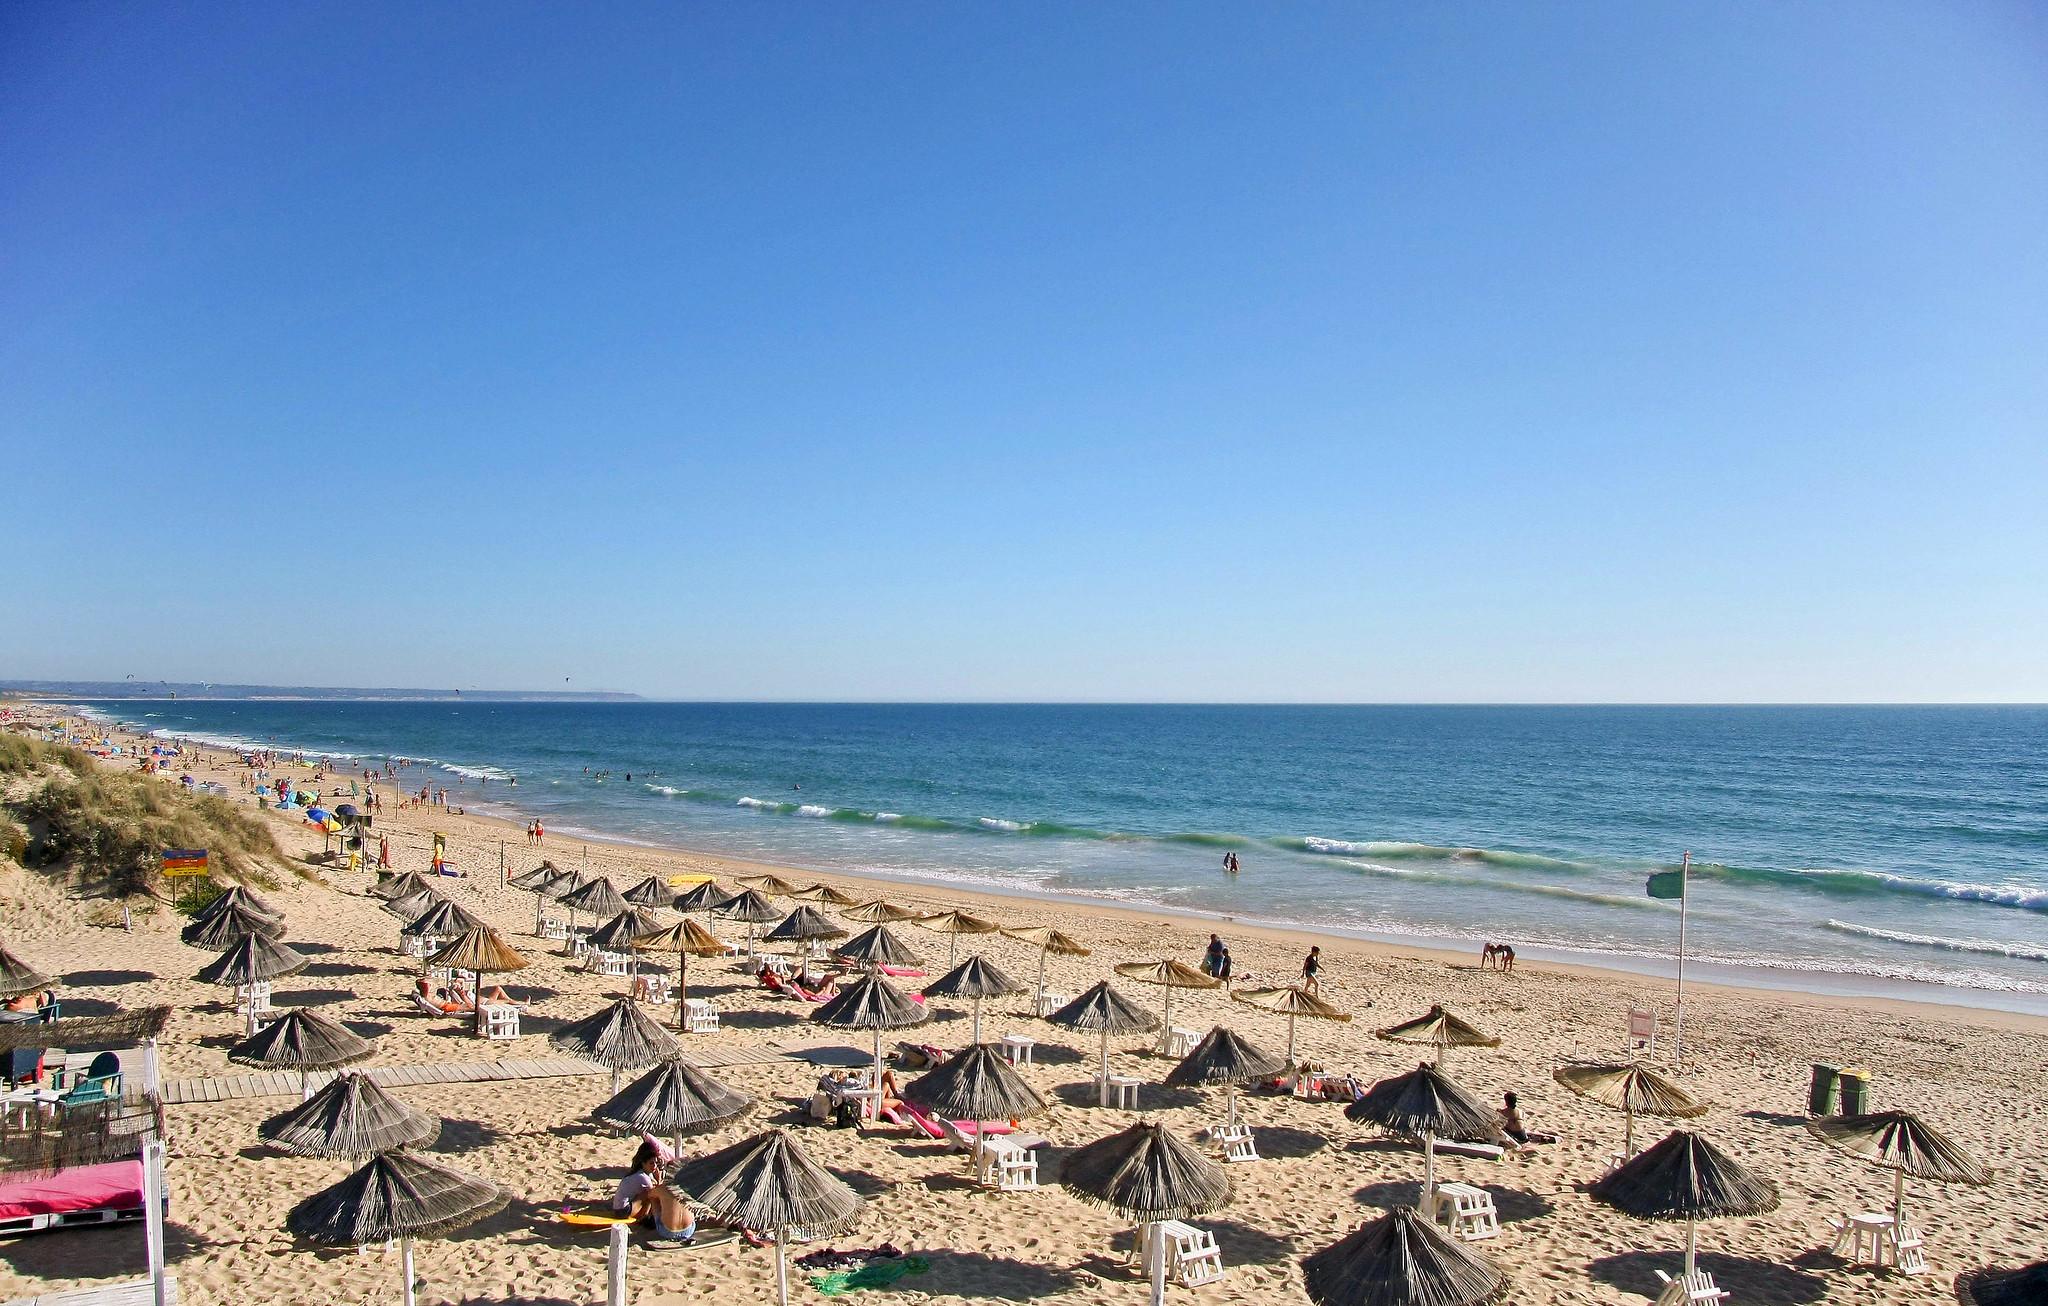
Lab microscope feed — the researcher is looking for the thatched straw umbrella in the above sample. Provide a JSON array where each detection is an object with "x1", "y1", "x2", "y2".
[
  {"x1": 194, "y1": 884, "x2": 280, "y2": 919},
  {"x1": 285, "y1": 1149, "x2": 508, "y2": 1306},
  {"x1": 788, "y1": 884, "x2": 859, "y2": 907},
  {"x1": 673, "y1": 1129, "x2": 863, "y2": 1306},
  {"x1": 537, "y1": 865, "x2": 589, "y2": 902},
  {"x1": 1806, "y1": 1111, "x2": 1990, "y2": 1239},
  {"x1": 402, "y1": 898, "x2": 480, "y2": 941},
  {"x1": 0, "y1": 942, "x2": 54, "y2": 1002},
  {"x1": 593, "y1": 1055, "x2": 753, "y2": 1159},
  {"x1": 1233, "y1": 985, "x2": 1350, "y2": 1068},
  {"x1": 1303, "y1": 1205, "x2": 1510, "y2": 1306},
  {"x1": 810, "y1": 972, "x2": 929, "y2": 1104},
  {"x1": 1002, "y1": 925, "x2": 1090, "y2": 1012},
  {"x1": 1957, "y1": 1260, "x2": 2048, "y2": 1306},
  {"x1": 1554, "y1": 1062, "x2": 1706, "y2": 1161},
  {"x1": 672, "y1": 880, "x2": 733, "y2": 915},
  {"x1": 903, "y1": 1042, "x2": 1047, "y2": 1128},
  {"x1": 371, "y1": 870, "x2": 433, "y2": 901},
  {"x1": 833, "y1": 924, "x2": 925, "y2": 974},
  {"x1": 1346, "y1": 1062, "x2": 1506, "y2": 1212},
  {"x1": 587, "y1": 907, "x2": 664, "y2": 977},
  {"x1": 734, "y1": 872, "x2": 799, "y2": 897},
  {"x1": 559, "y1": 877, "x2": 630, "y2": 939},
  {"x1": 196, "y1": 933, "x2": 309, "y2": 988},
  {"x1": 631, "y1": 918, "x2": 728, "y2": 1025},
  {"x1": 714, "y1": 888, "x2": 781, "y2": 952},
  {"x1": 1047, "y1": 980, "x2": 1161, "y2": 1106},
  {"x1": 428, "y1": 927, "x2": 530, "y2": 1035},
  {"x1": 765, "y1": 905, "x2": 848, "y2": 959},
  {"x1": 843, "y1": 898, "x2": 922, "y2": 924},
  {"x1": 229, "y1": 1006, "x2": 374, "y2": 1099},
  {"x1": 924, "y1": 955, "x2": 1025, "y2": 1044},
  {"x1": 551, "y1": 996, "x2": 683, "y2": 1094},
  {"x1": 1061, "y1": 1120, "x2": 1232, "y2": 1306},
  {"x1": 181, "y1": 900, "x2": 285, "y2": 949},
  {"x1": 507, "y1": 860, "x2": 562, "y2": 933},
  {"x1": 1591, "y1": 1129, "x2": 1779, "y2": 1284},
  {"x1": 1113, "y1": 959, "x2": 1221, "y2": 1053},
  {"x1": 622, "y1": 875, "x2": 672, "y2": 907},
  {"x1": 260, "y1": 1070, "x2": 438, "y2": 1157},
  {"x1": 1375, "y1": 1006, "x2": 1499, "y2": 1067},
  {"x1": 916, "y1": 909, "x2": 1001, "y2": 964},
  {"x1": 383, "y1": 885, "x2": 442, "y2": 924},
  {"x1": 1166, "y1": 1025, "x2": 1285, "y2": 1132}
]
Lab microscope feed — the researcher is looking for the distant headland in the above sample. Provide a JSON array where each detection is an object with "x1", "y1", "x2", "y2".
[{"x1": 0, "y1": 680, "x2": 642, "y2": 703}]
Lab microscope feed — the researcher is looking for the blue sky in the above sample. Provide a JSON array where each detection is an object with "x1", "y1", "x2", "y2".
[{"x1": 3, "y1": 3, "x2": 2043, "y2": 701}]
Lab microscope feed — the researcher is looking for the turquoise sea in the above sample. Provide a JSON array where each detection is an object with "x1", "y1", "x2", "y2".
[{"x1": 94, "y1": 702, "x2": 2048, "y2": 1013}]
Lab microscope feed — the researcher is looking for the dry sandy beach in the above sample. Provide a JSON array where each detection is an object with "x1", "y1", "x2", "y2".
[{"x1": 1, "y1": 717, "x2": 2043, "y2": 1306}]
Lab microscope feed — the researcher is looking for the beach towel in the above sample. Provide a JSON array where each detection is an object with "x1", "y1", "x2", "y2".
[{"x1": 809, "y1": 1255, "x2": 929, "y2": 1295}]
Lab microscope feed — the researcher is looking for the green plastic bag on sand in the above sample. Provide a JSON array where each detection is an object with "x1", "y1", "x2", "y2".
[{"x1": 809, "y1": 1255, "x2": 931, "y2": 1295}]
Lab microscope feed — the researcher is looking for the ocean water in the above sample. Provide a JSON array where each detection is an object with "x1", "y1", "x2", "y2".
[{"x1": 95, "y1": 702, "x2": 2048, "y2": 1011}]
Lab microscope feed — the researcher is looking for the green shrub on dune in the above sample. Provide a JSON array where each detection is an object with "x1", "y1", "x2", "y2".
[{"x1": 0, "y1": 733, "x2": 286, "y2": 895}]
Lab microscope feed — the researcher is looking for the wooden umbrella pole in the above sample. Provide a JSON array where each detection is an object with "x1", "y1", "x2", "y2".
[
  {"x1": 401, "y1": 1235, "x2": 417, "y2": 1306},
  {"x1": 675, "y1": 947, "x2": 688, "y2": 1027},
  {"x1": 775, "y1": 1227, "x2": 790, "y2": 1306}
]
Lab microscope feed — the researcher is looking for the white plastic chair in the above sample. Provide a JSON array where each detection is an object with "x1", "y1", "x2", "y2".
[
  {"x1": 684, "y1": 998, "x2": 720, "y2": 1034},
  {"x1": 482, "y1": 1005, "x2": 520, "y2": 1041},
  {"x1": 1652, "y1": 1269, "x2": 1728, "y2": 1306}
]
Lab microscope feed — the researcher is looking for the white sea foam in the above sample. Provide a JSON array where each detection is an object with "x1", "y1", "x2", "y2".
[
  {"x1": 438, "y1": 761, "x2": 514, "y2": 782},
  {"x1": 977, "y1": 817, "x2": 1028, "y2": 832},
  {"x1": 1300, "y1": 836, "x2": 1372, "y2": 855},
  {"x1": 873, "y1": 812, "x2": 903, "y2": 823},
  {"x1": 797, "y1": 805, "x2": 835, "y2": 818},
  {"x1": 736, "y1": 797, "x2": 777, "y2": 809},
  {"x1": 646, "y1": 784, "x2": 683, "y2": 796},
  {"x1": 1822, "y1": 919, "x2": 2048, "y2": 963}
]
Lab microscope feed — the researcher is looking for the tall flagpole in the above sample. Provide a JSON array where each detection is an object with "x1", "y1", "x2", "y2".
[{"x1": 1673, "y1": 850, "x2": 1690, "y2": 1066}]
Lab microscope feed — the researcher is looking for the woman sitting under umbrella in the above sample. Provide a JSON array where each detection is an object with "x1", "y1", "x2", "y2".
[{"x1": 614, "y1": 1139, "x2": 697, "y2": 1245}]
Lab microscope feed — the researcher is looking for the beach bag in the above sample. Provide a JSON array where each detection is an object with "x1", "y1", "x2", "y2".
[
  {"x1": 832, "y1": 1100, "x2": 860, "y2": 1130},
  {"x1": 808, "y1": 1091, "x2": 831, "y2": 1122}
]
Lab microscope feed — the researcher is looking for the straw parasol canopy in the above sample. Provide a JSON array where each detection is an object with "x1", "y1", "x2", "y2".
[
  {"x1": 812, "y1": 972, "x2": 930, "y2": 1101},
  {"x1": 260, "y1": 1071, "x2": 438, "y2": 1157},
  {"x1": 1806, "y1": 1111, "x2": 1990, "y2": 1232},
  {"x1": 1113, "y1": 959, "x2": 1221, "y2": 1052},
  {"x1": 286, "y1": 1149, "x2": 508, "y2": 1306},
  {"x1": 229, "y1": 1007, "x2": 374, "y2": 1097},
  {"x1": 1003, "y1": 924, "x2": 1090, "y2": 1010},
  {"x1": 194, "y1": 884, "x2": 280, "y2": 920},
  {"x1": 586, "y1": 906, "x2": 663, "y2": 952},
  {"x1": 631, "y1": 917, "x2": 728, "y2": 1023},
  {"x1": 765, "y1": 905, "x2": 849, "y2": 948},
  {"x1": 787, "y1": 883, "x2": 860, "y2": 907},
  {"x1": 558, "y1": 876, "x2": 629, "y2": 925},
  {"x1": 537, "y1": 866, "x2": 589, "y2": 900},
  {"x1": 402, "y1": 898, "x2": 480, "y2": 940},
  {"x1": 733, "y1": 872, "x2": 800, "y2": 897},
  {"x1": 593, "y1": 1055, "x2": 753, "y2": 1155},
  {"x1": 371, "y1": 870, "x2": 433, "y2": 901},
  {"x1": 903, "y1": 1042, "x2": 1047, "y2": 1125},
  {"x1": 429, "y1": 927, "x2": 531, "y2": 1035},
  {"x1": 916, "y1": 909, "x2": 1001, "y2": 963},
  {"x1": 1302, "y1": 1204, "x2": 1511, "y2": 1306},
  {"x1": 924, "y1": 955, "x2": 1026, "y2": 1043},
  {"x1": 1592, "y1": 1129, "x2": 1779, "y2": 1282},
  {"x1": 622, "y1": 874, "x2": 672, "y2": 907},
  {"x1": 180, "y1": 901, "x2": 285, "y2": 949},
  {"x1": 1957, "y1": 1260, "x2": 2048, "y2": 1306},
  {"x1": 715, "y1": 888, "x2": 781, "y2": 951},
  {"x1": 551, "y1": 996, "x2": 683, "y2": 1092},
  {"x1": 383, "y1": 886, "x2": 442, "y2": 924},
  {"x1": 506, "y1": 860, "x2": 561, "y2": 892},
  {"x1": 196, "y1": 933, "x2": 309, "y2": 987},
  {"x1": 1347, "y1": 1062, "x2": 1506, "y2": 1212},
  {"x1": 834, "y1": 924, "x2": 926, "y2": 972},
  {"x1": 1554, "y1": 1062, "x2": 1707, "y2": 1160},
  {"x1": 1047, "y1": 980, "x2": 1161, "y2": 1105},
  {"x1": 0, "y1": 942, "x2": 54, "y2": 1002},
  {"x1": 1234, "y1": 985, "x2": 1351, "y2": 1067},
  {"x1": 672, "y1": 880, "x2": 734, "y2": 914},
  {"x1": 1062, "y1": 1118, "x2": 1232, "y2": 1306},
  {"x1": 843, "y1": 898, "x2": 922, "y2": 924},
  {"x1": 673, "y1": 1129, "x2": 864, "y2": 1306},
  {"x1": 1376, "y1": 1005, "x2": 1499, "y2": 1066},
  {"x1": 1166, "y1": 1025, "x2": 1285, "y2": 1129}
]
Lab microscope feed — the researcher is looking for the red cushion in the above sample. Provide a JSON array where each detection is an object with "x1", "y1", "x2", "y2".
[{"x1": 0, "y1": 1160, "x2": 145, "y2": 1220}]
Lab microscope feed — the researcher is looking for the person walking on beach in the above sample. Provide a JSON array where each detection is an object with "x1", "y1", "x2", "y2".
[
  {"x1": 1301, "y1": 945, "x2": 1322, "y2": 994},
  {"x1": 1204, "y1": 934, "x2": 1226, "y2": 978}
]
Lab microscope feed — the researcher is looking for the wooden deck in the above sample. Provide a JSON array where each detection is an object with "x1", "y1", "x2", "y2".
[{"x1": 3, "y1": 1277, "x2": 177, "y2": 1306}]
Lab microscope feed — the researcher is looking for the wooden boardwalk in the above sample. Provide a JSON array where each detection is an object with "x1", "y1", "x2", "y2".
[
  {"x1": 143, "y1": 1045, "x2": 798, "y2": 1106},
  {"x1": 4, "y1": 1277, "x2": 177, "y2": 1306}
]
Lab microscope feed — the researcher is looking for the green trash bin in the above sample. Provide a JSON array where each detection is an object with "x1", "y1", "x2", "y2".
[
  {"x1": 1839, "y1": 1067, "x2": 1870, "y2": 1115},
  {"x1": 1808, "y1": 1064, "x2": 1840, "y2": 1116}
]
